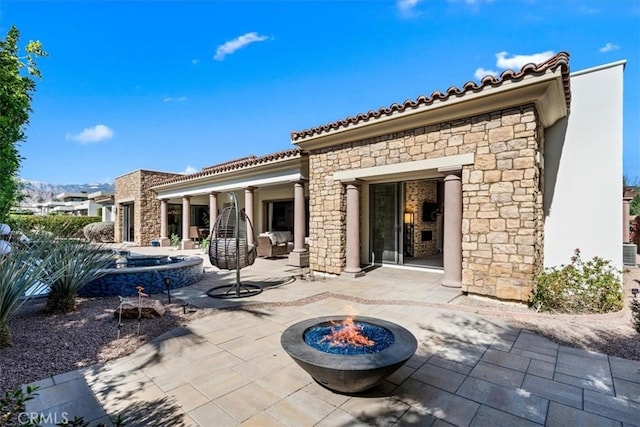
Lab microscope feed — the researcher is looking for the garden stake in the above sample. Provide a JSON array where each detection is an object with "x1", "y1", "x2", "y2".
[
  {"x1": 136, "y1": 285, "x2": 147, "y2": 336},
  {"x1": 117, "y1": 296, "x2": 125, "y2": 339}
]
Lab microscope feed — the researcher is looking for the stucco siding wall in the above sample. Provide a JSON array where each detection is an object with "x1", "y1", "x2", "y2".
[
  {"x1": 255, "y1": 184, "x2": 300, "y2": 235},
  {"x1": 544, "y1": 63, "x2": 624, "y2": 269}
]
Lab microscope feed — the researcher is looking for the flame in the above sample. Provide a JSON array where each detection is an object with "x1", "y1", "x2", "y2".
[{"x1": 319, "y1": 317, "x2": 375, "y2": 348}]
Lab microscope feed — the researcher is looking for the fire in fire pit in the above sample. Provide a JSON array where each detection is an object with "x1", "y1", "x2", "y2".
[
  {"x1": 304, "y1": 317, "x2": 394, "y2": 355},
  {"x1": 281, "y1": 315, "x2": 417, "y2": 394}
]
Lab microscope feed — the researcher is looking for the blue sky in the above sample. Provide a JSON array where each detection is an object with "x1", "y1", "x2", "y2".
[{"x1": 2, "y1": 0, "x2": 639, "y2": 185}]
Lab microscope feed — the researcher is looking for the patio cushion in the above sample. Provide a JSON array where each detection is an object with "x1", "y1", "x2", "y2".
[{"x1": 271, "y1": 231, "x2": 292, "y2": 245}]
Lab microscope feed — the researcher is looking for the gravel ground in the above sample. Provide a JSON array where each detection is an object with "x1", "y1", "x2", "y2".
[
  {"x1": 0, "y1": 296, "x2": 202, "y2": 394},
  {"x1": 1, "y1": 268, "x2": 639, "y2": 394},
  {"x1": 450, "y1": 266, "x2": 640, "y2": 362}
]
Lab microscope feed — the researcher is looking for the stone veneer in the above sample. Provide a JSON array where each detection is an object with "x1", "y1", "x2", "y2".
[
  {"x1": 308, "y1": 105, "x2": 544, "y2": 301},
  {"x1": 405, "y1": 180, "x2": 440, "y2": 257},
  {"x1": 114, "y1": 170, "x2": 179, "y2": 246}
]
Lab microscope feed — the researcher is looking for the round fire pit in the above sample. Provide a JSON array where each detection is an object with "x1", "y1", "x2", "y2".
[{"x1": 281, "y1": 315, "x2": 417, "y2": 394}]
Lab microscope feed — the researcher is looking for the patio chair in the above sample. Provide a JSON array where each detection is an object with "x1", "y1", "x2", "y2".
[
  {"x1": 209, "y1": 207, "x2": 257, "y2": 270},
  {"x1": 207, "y1": 192, "x2": 261, "y2": 298}
]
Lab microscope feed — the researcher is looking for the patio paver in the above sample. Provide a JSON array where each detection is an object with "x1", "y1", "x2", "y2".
[{"x1": 22, "y1": 249, "x2": 640, "y2": 426}]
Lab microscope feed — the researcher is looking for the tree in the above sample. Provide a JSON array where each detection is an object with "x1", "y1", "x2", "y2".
[
  {"x1": 0, "y1": 26, "x2": 46, "y2": 223},
  {"x1": 631, "y1": 192, "x2": 640, "y2": 217}
]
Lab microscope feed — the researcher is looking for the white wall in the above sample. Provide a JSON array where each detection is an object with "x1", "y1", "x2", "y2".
[
  {"x1": 544, "y1": 61, "x2": 625, "y2": 268},
  {"x1": 103, "y1": 205, "x2": 116, "y2": 222}
]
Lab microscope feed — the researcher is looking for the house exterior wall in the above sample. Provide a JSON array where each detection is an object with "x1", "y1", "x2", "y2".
[
  {"x1": 254, "y1": 184, "x2": 298, "y2": 235},
  {"x1": 102, "y1": 205, "x2": 116, "y2": 222},
  {"x1": 544, "y1": 62, "x2": 625, "y2": 269},
  {"x1": 308, "y1": 105, "x2": 544, "y2": 301},
  {"x1": 405, "y1": 180, "x2": 440, "y2": 256},
  {"x1": 115, "y1": 170, "x2": 178, "y2": 246}
]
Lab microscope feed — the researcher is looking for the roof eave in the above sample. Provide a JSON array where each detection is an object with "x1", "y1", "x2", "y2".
[
  {"x1": 291, "y1": 70, "x2": 568, "y2": 151},
  {"x1": 150, "y1": 154, "x2": 308, "y2": 192}
]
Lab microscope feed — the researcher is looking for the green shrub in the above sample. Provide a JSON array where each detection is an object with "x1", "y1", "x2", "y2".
[
  {"x1": 0, "y1": 385, "x2": 40, "y2": 426},
  {"x1": 83, "y1": 221, "x2": 114, "y2": 243},
  {"x1": 0, "y1": 385, "x2": 124, "y2": 426},
  {"x1": 0, "y1": 241, "x2": 62, "y2": 347},
  {"x1": 531, "y1": 249, "x2": 624, "y2": 313},
  {"x1": 170, "y1": 233, "x2": 180, "y2": 247},
  {"x1": 631, "y1": 299, "x2": 640, "y2": 334},
  {"x1": 43, "y1": 239, "x2": 114, "y2": 313},
  {"x1": 8, "y1": 214, "x2": 101, "y2": 238}
]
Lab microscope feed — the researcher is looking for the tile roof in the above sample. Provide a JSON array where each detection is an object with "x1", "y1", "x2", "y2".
[
  {"x1": 624, "y1": 186, "x2": 637, "y2": 199},
  {"x1": 291, "y1": 52, "x2": 571, "y2": 142},
  {"x1": 155, "y1": 148, "x2": 304, "y2": 186}
]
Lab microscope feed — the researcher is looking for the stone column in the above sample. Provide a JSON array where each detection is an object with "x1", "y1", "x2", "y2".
[
  {"x1": 244, "y1": 187, "x2": 255, "y2": 246},
  {"x1": 209, "y1": 192, "x2": 219, "y2": 234},
  {"x1": 623, "y1": 198, "x2": 631, "y2": 244},
  {"x1": 159, "y1": 199, "x2": 169, "y2": 247},
  {"x1": 344, "y1": 181, "x2": 364, "y2": 277},
  {"x1": 288, "y1": 180, "x2": 309, "y2": 267},
  {"x1": 442, "y1": 174, "x2": 462, "y2": 288},
  {"x1": 181, "y1": 196, "x2": 193, "y2": 249}
]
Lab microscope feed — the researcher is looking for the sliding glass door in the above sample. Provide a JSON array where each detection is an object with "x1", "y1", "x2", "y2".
[
  {"x1": 122, "y1": 203, "x2": 134, "y2": 242},
  {"x1": 370, "y1": 183, "x2": 401, "y2": 264}
]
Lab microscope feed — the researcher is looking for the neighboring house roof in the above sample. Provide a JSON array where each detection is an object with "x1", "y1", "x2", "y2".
[
  {"x1": 55, "y1": 192, "x2": 89, "y2": 201},
  {"x1": 155, "y1": 148, "x2": 305, "y2": 187},
  {"x1": 290, "y1": 52, "x2": 571, "y2": 143},
  {"x1": 624, "y1": 186, "x2": 637, "y2": 200},
  {"x1": 88, "y1": 191, "x2": 115, "y2": 204}
]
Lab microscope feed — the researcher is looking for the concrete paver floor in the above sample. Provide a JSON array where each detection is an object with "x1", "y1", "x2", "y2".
[{"x1": 24, "y1": 250, "x2": 640, "y2": 426}]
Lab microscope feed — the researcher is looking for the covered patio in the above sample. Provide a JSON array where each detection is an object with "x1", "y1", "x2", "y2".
[{"x1": 150, "y1": 149, "x2": 311, "y2": 268}]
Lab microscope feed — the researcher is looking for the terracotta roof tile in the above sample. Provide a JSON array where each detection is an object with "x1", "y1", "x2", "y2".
[
  {"x1": 155, "y1": 148, "x2": 304, "y2": 186},
  {"x1": 624, "y1": 186, "x2": 637, "y2": 199},
  {"x1": 291, "y1": 52, "x2": 571, "y2": 142}
]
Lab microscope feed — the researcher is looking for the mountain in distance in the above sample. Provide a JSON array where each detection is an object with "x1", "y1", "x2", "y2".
[{"x1": 18, "y1": 179, "x2": 114, "y2": 206}]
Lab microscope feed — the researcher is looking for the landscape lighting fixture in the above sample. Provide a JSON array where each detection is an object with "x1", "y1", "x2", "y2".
[{"x1": 164, "y1": 277, "x2": 172, "y2": 304}]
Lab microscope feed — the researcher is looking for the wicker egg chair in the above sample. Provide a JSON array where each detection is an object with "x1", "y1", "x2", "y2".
[
  {"x1": 208, "y1": 207, "x2": 257, "y2": 270},
  {"x1": 207, "y1": 193, "x2": 261, "y2": 298}
]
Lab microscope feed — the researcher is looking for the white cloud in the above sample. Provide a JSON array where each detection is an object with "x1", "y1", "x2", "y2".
[
  {"x1": 397, "y1": 0, "x2": 420, "y2": 16},
  {"x1": 495, "y1": 50, "x2": 555, "y2": 70},
  {"x1": 474, "y1": 67, "x2": 499, "y2": 80},
  {"x1": 163, "y1": 96, "x2": 187, "y2": 103},
  {"x1": 599, "y1": 42, "x2": 620, "y2": 53},
  {"x1": 180, "y1": 166, "x2": 198, "y2": 175},
  {"x1": 66, "y1": 124, "x2": 114, "y2": 144},
  {"x1": 473, "y1": 50, "x2": 555, "y2": 82},
  {"x1": 191, "y1": 59, "x2": 200, "y2": 65},
  {"x1": 214, "y1": 32, "x2": 269, "y2": 61}
]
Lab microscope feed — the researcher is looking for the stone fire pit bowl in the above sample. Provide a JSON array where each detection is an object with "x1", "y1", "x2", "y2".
[{"x1": 280, "y1": 315, "x2": 417, "y2": 394}]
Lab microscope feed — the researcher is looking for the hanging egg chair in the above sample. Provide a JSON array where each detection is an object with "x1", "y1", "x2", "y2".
[
  {"x1": 207, "y1": 192, "x2": 261, "y2": 298},
  {"x1": 208, "y1": 206, "x2": 257, "y2": 270}
]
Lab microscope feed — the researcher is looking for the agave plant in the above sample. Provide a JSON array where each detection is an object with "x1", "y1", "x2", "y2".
[
  {"x1": 0, "y1": 242, "x2": 57, "y2": 347},
  {"x1": 43, "y1": 239, "x2": 114, "y2": 313}
]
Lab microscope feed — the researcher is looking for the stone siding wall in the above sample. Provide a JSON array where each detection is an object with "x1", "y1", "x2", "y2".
[
  {"x1": 114, "y1": 171, "x2": 140, "y2": 244},
  {"x1": 308, "y1": 105, "x2": 544, "y2": 301},
  {"x1": 405, "y1": 180, "x2": 439, "y2": 257},
  {"x1": 114, "y1": 170, "x2": 178, "y2": 246},
  {"x1": 308, "y1": 154, "x2": 346, "y2": 274},
  {"x1": 460, "y1": 107, "x2": 544, "y2": 301}
]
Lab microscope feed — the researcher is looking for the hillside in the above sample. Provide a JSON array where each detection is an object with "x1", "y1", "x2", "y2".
[{"x1": 19, "y1": 179, "x2": 114, "y2": 206}]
